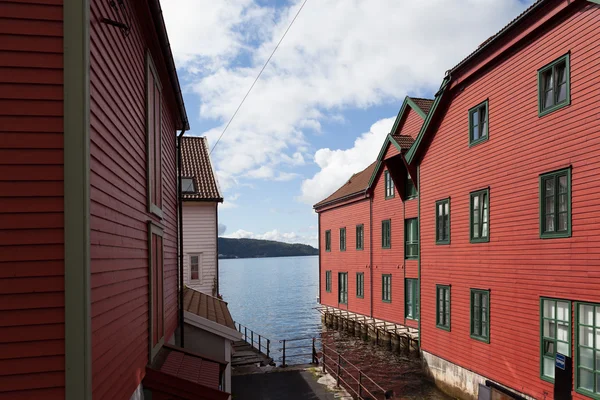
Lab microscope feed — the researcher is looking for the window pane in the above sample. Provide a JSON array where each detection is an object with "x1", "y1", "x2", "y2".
[
  {"x1": 544, "y1": 90, "x2": 554, "y2": 109},
  {"x1": 472, "y1": 110, "x2": 479, "y2": 140},
  {"x1": 544, "y1": 300, "x2": 556, "y2": 319},
  {"x1": 480, "y1": 106, "x2": 487, "y2": 138},
  {"x1": 596, "y1": 329, "x2": 600, "y2": 350},
  {"x1": 557, "y1": 341, "x2": 569, "y2": 356},
  {"x1": 579, "y1": 368, "x2": 594, "y2": 391},
  {"x1": 545, "y1": 197, "x2": 554, "y2": 215},
  {"x1": 596, "y1": 306, "x2": 600, "y2": 327},
  {"x1": 557, "y1": 83, "x2": 567, "y2": 104},
  {"x1": 581, "y1": 347, "x2": 594, "y2": 369},
  {"x1": 582, "y1": 304, "x2": 595, "y2": 325},
  {"x1": 543, "y1": 339, "x2": 555, "y2": 356},
  {"x1": 557, "y1": 322, "x2": 569, "y2": 343},
  {"x1": 558, "y1": 213, "x2": 568, "y2": 232},
  {"x1": 596, "y1": 351, "x2": 600, "y2": 370},
  {"x1": 581, "y1": 327, "x2": 594, "y2": 347},
  {"x1": 558, "y1": 193, "x2": 567, "y2": 212},
  {"x1": 544, "y1": 319, "x2": 555, "y2": 338},
  {"x1": 544, "y1": 358, "x2": 555, "y2": 378},
  {"x1": 556, "y1": 64, "x2": 567, "y2": 103},
  {"x1": 546, "y1": 215, "x2": 555, "y2": 232}
]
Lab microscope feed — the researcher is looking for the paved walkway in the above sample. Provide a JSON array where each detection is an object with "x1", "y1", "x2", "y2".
[{"x1": 232, "y1": 368, "x2": 341, "y2": 400}]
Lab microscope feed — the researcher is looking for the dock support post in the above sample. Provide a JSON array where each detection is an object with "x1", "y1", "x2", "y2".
[
  {"x1": 244, "y1": 327, "x2": 247, "y2": 342},
  {"x1": 259, "y1": 335, "x2": 261, "y2": 353},
  {"x1": 251, "y1": 331, "x2": 254, "y2": 349},
  {"x1": 282, "y1": 340, "x2": 286, "y2": 367},
  {"x1": 312, "y1": 337, "x2": 317, "y2": 364}
]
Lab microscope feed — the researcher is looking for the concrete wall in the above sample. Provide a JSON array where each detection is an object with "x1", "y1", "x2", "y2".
[{"x1": 183, "y1": 202, "x2": 218, "y2": 295}]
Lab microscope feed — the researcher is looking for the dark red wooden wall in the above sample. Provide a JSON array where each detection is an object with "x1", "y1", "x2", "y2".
[
  {"x1": 0, "y1": 0, "x2": 65, "y2": 398},
  {"x1": 89, "y1": 0, "x2": 179, "y2": 398},
  {"x1": 419, "y1": 2, "x2": 600, "y2": 398}
]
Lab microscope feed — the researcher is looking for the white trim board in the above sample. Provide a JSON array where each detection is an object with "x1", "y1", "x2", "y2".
[{"x1": 184, "y1": 311, "x2": 242, "y2": 342}]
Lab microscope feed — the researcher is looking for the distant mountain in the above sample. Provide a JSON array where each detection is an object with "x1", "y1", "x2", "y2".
[{"x1": 218, "y1": 237, "x2": 318, "y2": 259}]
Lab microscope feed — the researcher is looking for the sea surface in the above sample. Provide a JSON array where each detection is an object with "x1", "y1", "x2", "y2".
[{"x1": 219, "y1": 255, "x2": 449, "y2": 399}]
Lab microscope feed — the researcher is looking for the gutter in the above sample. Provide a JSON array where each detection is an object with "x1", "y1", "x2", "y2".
[
  {"x1": 177, "y1": 129, "x2": 186, "y2": 347},
  {"x1": 314, "y1": 189, "x2": 368, "y2": 211}
]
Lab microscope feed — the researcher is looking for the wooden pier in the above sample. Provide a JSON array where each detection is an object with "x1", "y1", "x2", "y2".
[{"x1": 232, "y1": 340, "x2": 274, "y2": 368}]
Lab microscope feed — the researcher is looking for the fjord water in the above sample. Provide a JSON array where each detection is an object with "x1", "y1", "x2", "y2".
[{"x1": 219, "y1": 255, "x2": 321, "y2": 340}]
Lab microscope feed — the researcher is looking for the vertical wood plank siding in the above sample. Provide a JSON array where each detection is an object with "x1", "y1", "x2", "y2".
[
  {"x1": 320, "y1": 200, "x2": 371, "y2": 316},
  {"x1": 89, "y1": 0, "x2": 179, "y2": 398},
  {"x1": 182, "y1": 203, "x2": 218, "y2": 295},
  {"x1": 419, "y1": 3, "x2": 600, "y2": 399},
  {"x1": 0, "y1": 0, "x2": 65, "y2": 398}
]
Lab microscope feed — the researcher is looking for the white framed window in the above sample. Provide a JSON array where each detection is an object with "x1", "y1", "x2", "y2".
[{"x1": 190, "y1": 254, "x2": 202, "y2": 282}]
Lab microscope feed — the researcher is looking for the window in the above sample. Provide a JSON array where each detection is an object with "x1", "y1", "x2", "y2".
[
  {"x1": 405, "y1": 171, "x2": 417, "y2": 199},
  {"x1": 405, "y1": 279, "x2": 419, "y2": 320},
  {"x1": 540, "y1": 168, "x2": 571, "y2": 238},
  {"x1": 469, "y1": 100, "x2": 489, "y2": 146},
  {"x1": 436, "y1": 285, "x2": 451, "y2": 330},
  {"x1": 382, "y1": 220, "x2": 391, "y2": 249},
  {"x1": 190, "y1": 254, "x2": 201, "y2": 281},
  {"x1": 405, "y1": 218, "x2": 418, "y2": 259},
  {"x1": 356, "y1": 273, "x2": 364, "y2": 298},
  {"x1": 146, "y1": 52, "x2": 163, "y2": 218},
  {"x1": 148, "y1": 222, "x2": 165, "y2": 360},
  {"x1": 384, "y1": 170, "x2": 395, "y2": 199},
  {"x1": 325, "y1": 230, "x2": 331, "y2": 252},
  {"x1": 382, "y1": 274, "x2": 391, "y2": 302},
  {"x1": 470, "y1": 289, "x2": 490, "y2": 343},
  {"x1": 181, "y1": 177, "x2": 196, "y2": 194},
  {"x1": 470, "y1": 189, "x2": 489, "y2": 243},
  {"x1": 338, "y1": 273, "x2": 348, "y2": 304},
  {"x1": 356, "y1": 224, "x2": 364, "y2": 250},
  {"x1": 339, "y1": 227, "x2": 346, "y2": 251},
  {"x1": 538, "y1": 54, "x2": 570, "y2": 117},
  {"x1": 541, "y1": 298, "x2": 571, "y2": 382},
  {"x1": 325, "y1": 271, "x2": 332, "y2": 292},
  {"x1": 436, "y1": 198, "x2": 450, "y2": 244},
  {"x1": 576, "y1": 302, "x2": 600, "y2": 397}
]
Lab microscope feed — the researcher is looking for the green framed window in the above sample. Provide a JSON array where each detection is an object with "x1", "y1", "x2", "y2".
[
  {"x1": 405, "y1": 171, "x2": 417, "y2": 199},
  {"x1": 470, "y1": 189, "x2": 489, "y2": 243},
  {"x1": 538, "y1": 53, "x2": 570, "y2": 117},
  {"x1": 405, "y1": 218, "x2": 418, "y2": 259},
  {"x1": 339, "y1": 227, "x2": 346, "y2": 251},
  {"x1": 470, "y1": 289, "x2": 490, "y2": 343},
  {"x1": 382, "y1": 274, "x2": 391, "y2": 303},
  {"x1": 356, "y1": 224, "x2": 364, "y2": 250},
  {"x1": 436, "y1": 285, "x2": 451, "y2": 330},
  {"x1": 469, "y1": 99, "x2": 489, "y2": 146},
  {"x1": 384, "y1": 170, "x2": 395, "y2": 199},
  {"x1": 540, "y1": 168, "x2": 571, "y2": 238},
  {"x1": 356, "y1": 272, "x2": 364, "y2": 299},
  {"x1": 540, "y1": 298, "x2": 571, "y2": 382},
  {"x1": 325, "y1": 230, "x2": 331, "y2": 252},
  {"x1": 382, "y1": 220, "x2": 391, "y2": 249},
  {"x1": 325, "y1": 271, "x2": 331, "y2": 292},
  {"x1": 338, "y1": 272, "x2": 348, "y2": 304},
  {"x1": 436, "y1": 198, "x2": 450, "y2": 244},
  {"x1": 575, "y1": 302, "x2": 600, "y2": 397},
  {"x1": 405, "y1": 278, "x2": 419, "y2": 320}
]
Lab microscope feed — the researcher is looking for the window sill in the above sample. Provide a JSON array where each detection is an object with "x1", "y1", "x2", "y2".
[
  {"x1": 405, "y1": 256, "x2": 419, "y2": 260},
  {"x1": 470, "y1": 237, "x2": 490, "y2": 244},
  {"x1": 469, "y1": 136, "x2": 488, "y2": 148},
  {"x1": 356, "y1": 248, "x2": 364, "y2": 251},
  {"x1": 436, "y1": 240, "x2": 450, "y2": 245},
  {"x1": 470, "y1": 334, "x2": 490, "y2": 344},
  {"x1": 540, "y1": 231, "x2": 571, "y2": 239},
  {"x1": 405, "y1": 196, "x2": 418, "y2": 201},
  {"x1": 540, "y1": 375, "x2": 555, "y2": 384},
  {"x1": 382, "y1": 299, "x2": 391, "y2": 303},
  {"x1": 149, "y1": 204, "x2": 163, "y2": 219},
  {"x1": 382, "y1": 246, "x2": 391, "y2": 250},
  {"x1": 357, "y1": 296, "x2": 364, "y2": 299},
  {"x1": 385, "y1": 196, "x2": 395, "y2": 200},
  {"x1": 538, "y1": 100, "x2": 570, "y2": 118},
  {"x1": 406, "y1": 316, "x2": 418, "y2": 321},
  {"x1": 436, "y1": 325, "x2": 451, "y2": 332}
]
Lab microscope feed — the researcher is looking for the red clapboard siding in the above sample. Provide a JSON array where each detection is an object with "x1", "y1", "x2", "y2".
[
  {"x1": 319, "y1": 199, "x2": 372, "y2": 317},
  {"x1": 89, "y1": 0, "x2": 180, "y2": 398},
  {"x1": 0, "y1": 1, "x2": 64, "y2": 398},
  {"x1": 401, "y1": 108, "x2": 424, "y2": 139},
  {"x1": 419, "y1": 3, "x2": 600, "y2": 399}
]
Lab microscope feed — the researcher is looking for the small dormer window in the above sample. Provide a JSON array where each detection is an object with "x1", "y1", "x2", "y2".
[{"x1": 181, "y1": 177, "x2": 196, "y2": 194}]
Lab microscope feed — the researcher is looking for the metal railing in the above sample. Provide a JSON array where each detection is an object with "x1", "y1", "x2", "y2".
[
  {"x1": 278, "y1": 336, "x2": 319, "y2": 367},
  {"x1": 321, "y1": 342, "x2": 392, "y2": 400},
  {"x1": 236, "y1": 322, "x2": 271, "y2": 358}
]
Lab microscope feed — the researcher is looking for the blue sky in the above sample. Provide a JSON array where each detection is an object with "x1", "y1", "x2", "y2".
[{"x1": 162, "y1": 0, "x2": 533, "y2": 247}]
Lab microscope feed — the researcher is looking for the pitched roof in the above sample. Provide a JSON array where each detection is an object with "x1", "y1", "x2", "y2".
[
  {"x1": 408, "y1": 97, "x2": 434, "y2": 116},
  {"x1": 183, "y1": 287, "x2": 235, "y2": 330},
  {"x1": 390, "y1": 134, "x2": 415, "y2": 149},
  {"x1": 314, "y1": 161, "x2": 377, "y2": 209},
  {"x1": 181, "y1": 136, "x2": 223, "y2": 202}
]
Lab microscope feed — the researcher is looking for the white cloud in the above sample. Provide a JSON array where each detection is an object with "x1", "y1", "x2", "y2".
[
  {"x1": 223, "y1": 228, "x2": 317, "y2": 247},
  {"x1": 221, "y1": 192, "x2": 241, "y2": 209},
  {"x1": 299, "y1": 116, "x2": 394, "y2": 205},
  {"x1": 163, "y1": 0, "x2": 533, "y2": 195}
]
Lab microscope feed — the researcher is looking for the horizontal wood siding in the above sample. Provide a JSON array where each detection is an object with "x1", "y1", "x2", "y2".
[
  {"x1": 371, "y1": 163, "x2": 407, "y2": 324},
  {"x1": 419, "y1": 3, "x2": 600, "y2": 398},
  {"x1": 399, "y1": 108, "x2": 423, "y2": 139},
  {"x1": 183, "y1": 202, "x2": 218, "y2": 295},
  {"x1": 89, "y1": 0, "x2": 179, "y2": 398},
  {"x1": 0, "y1": 0, "x2": 65, "y2": 398},
  {"x1": 319, "y1": 200, "x2": 371, "y2": 316}
]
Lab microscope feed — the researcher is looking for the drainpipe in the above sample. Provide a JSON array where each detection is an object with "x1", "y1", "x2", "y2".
[
  {"x1": 215, "y1": 204, "x2": 219, "y2": 296},
  {"x1": 369, "y1": 196, "x2": 373, "y2": 317},
  {"x1": 177, "y1": 129, "x2": 186, "y2": 347}
]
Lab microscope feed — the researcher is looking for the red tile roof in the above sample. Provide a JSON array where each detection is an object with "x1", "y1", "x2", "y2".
[
  {"x1": 184, "y1": 287, "x2": 236, "y2": 330},
  {"x1": 391, "y1": 134, "x2": 415, "y2": 149},
  {"x1": 314, "y1": 161, "x2": 377, "y2": 209},
  {"x1": 181, "y1": 136, "x2": 223, "y2": 202},
  {"x1": 160, "y1": 349, "x2": 221, "y2": 390},
  {"x1": 408, "y1": 97, "x2": 434, "y2": 115}
]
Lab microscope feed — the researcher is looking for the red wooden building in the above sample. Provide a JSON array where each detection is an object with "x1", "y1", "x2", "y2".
[
  {"x1": 408, "y1": 0, "x2": 600, "y2": 398},
  {"x1": 315, "y1": 97, "x2": 432, "y2": 329},
  {"x1": 1, "y1": 1, "x2": 228, "y2": 399}
]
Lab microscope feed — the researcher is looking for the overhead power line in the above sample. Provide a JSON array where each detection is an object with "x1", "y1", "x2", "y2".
[{"x1": 209, "y1": 0, "x2": 309, "y2": 155}]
